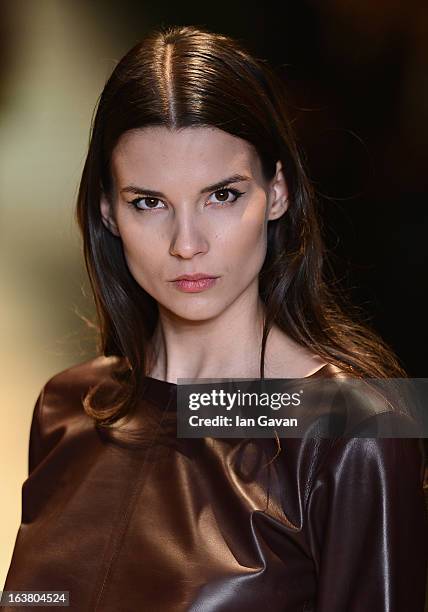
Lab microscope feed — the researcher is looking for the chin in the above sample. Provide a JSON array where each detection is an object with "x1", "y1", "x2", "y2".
[{"x1": 160, "y1": 299, "x2": 225, "y2": 322}]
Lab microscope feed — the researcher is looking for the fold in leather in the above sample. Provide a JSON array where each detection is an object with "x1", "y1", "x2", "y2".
[{"x1": 3, "y1": 356, "x2": 428, "y2": 611}]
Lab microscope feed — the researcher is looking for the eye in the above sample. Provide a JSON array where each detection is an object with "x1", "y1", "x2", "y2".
[
  {"x1": 208, "y1": 187, "x2": 245, "y2": 206},
  {"x1": 127, "y1": 187, "x2": 245, "y2": 213},
  {"x1": 128, "y1": 197, "x2": 166, "y2": 212}
]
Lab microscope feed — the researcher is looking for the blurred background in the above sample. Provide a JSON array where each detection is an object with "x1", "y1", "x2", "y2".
[{"x1": 1, "y1": 0, "x2": 427, "y2": 587}]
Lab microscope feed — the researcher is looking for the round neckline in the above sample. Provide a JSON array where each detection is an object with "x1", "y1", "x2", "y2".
[
  {"x1": 144, "y1": 363, "x2": 332, "y2": 386},
  {"x1": 142, "y1": 363, "x2": 333, "y2": 411}
]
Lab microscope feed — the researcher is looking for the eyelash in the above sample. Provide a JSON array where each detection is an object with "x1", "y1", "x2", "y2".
[{"x1": 126, "y1": 187, "x2": 245, "y2": 213}]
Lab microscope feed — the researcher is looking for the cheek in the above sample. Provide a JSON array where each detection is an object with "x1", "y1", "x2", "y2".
[
  {"x1": 119, "y1": 223, "x2": 164, "y2": 284},
  {"x1": 219, "y1": 204, "x2": 267, "y2": 272}
]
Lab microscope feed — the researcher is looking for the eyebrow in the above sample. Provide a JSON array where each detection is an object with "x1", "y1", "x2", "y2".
[{"x1": 119, "y1": 174, "x2": 252, "y2": 197}]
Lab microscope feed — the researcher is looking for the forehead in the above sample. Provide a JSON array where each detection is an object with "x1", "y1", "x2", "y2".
[{"x1": 110, "y1": 126, "x2": 262, "y2": 185}]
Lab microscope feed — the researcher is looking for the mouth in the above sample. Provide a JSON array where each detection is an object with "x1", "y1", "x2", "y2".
[
  {"x1": 171, "y1": 273, "x2": 220, "y2": 281},
  {"x1": 170, "y1": 276, "x2": 220, "y2": 293}
]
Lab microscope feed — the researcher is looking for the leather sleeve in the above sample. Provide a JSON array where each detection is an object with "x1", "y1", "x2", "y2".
[{"x1": 305, "y1": 434, "x2": 428, "y2": 611}]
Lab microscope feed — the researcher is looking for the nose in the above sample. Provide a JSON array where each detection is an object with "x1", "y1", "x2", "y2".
[{"x1": 169, "y1": 210, "x2": 209, "y2": 259}]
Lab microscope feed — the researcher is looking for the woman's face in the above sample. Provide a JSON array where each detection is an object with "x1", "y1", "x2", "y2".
[{"x1": 100, "y1": 126, "x2": 288, "y2": 322}]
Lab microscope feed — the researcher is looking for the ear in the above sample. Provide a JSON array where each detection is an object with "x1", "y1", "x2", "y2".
[
  {"x1": 267, "y1": 160, "x2": 289, "y2": 221},
  {"x1": 100, "y1": 191, "x2": 120, "y2": 237}
]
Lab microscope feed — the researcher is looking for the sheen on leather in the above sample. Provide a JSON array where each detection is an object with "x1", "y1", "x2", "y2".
[{"x1": 3, "y1": 356, "x2": 428, "y2": 611}]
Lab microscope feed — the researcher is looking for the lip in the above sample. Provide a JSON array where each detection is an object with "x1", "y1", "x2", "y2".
[
  {"x1": 171, "y1": 276, "x2": 220, "y2": 293},
  {"x1": 171, "y1": 273, "x2": 219, "y2": 281}
]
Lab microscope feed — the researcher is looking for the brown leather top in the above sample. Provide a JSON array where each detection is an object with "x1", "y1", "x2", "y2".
[{"x1": 3, "y1": 356, "x2": 428, "y2": 611}]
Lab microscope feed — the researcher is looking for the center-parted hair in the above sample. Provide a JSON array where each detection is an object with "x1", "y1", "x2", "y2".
[{"x1": 75, "y1": 25, "x2": 406, "y2": 434}]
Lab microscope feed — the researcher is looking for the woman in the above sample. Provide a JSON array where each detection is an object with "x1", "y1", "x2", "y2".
[{"x1": 4, "y1": 25, "x2": 427, "y2": 611}]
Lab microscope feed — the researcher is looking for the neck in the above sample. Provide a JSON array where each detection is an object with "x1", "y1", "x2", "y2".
[{"x1": 146, "y1": 291, "x2": 268, "y2": 384}]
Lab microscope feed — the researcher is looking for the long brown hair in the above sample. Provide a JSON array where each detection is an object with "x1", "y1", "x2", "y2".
[{"x1": 76, "y1": 25, "x2": 406, "y2": 431}]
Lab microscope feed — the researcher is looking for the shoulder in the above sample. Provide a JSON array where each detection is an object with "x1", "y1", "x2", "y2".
[
  {"x1": 42, "y1": 354, "x2": 124, "y2": 398},
  {"x1": 39, "y1": 353, "x2": 128, "y2": 428},
  {"x1": 280, "y1": 368, "x2": 426, "y2": 495},
  {"x1": 28, "y1": 355, "x2": 126, "y2": 473},
  {"x1": 306, "y1": 374, "x2": 427, "y2": 488}
]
